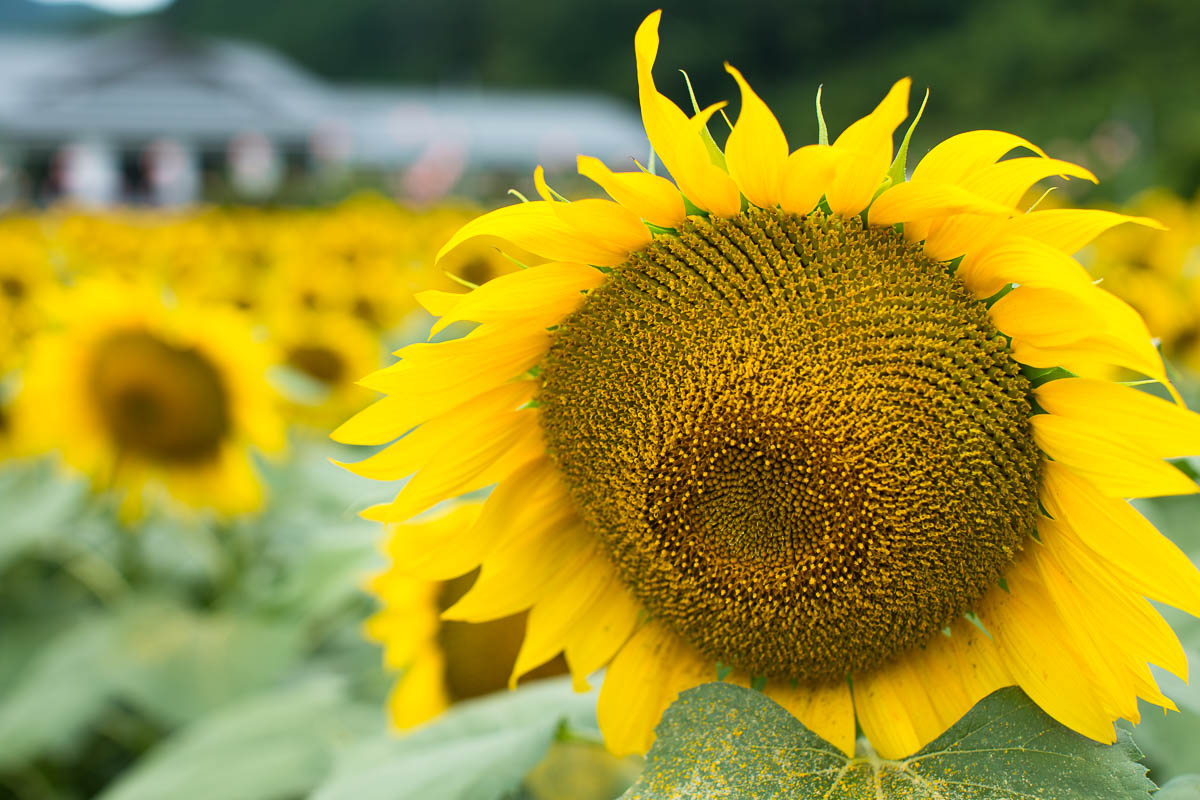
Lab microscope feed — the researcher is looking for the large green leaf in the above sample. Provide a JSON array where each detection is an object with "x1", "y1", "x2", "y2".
[
  {"x1": 1157, "y1": 776, "x2": 1200, "y2": 800},
  {"x1": 0, "y1": 615, "x2": 120, "y2": 770},
  {"x1": 95, "y1": 677, "x2": 375, "y2": 800},
  {"x1": 623, "y1": 683, "x2": 1155, "y2": 799},
  {"x1": 312, "y1": 676, "x2": 598, "y2": 800},
  {"x1": 110, "y1": 600, "x2": 305, "y2": 727},
  {"x1": 0, "y1": 460, "x2": 89, "y2": 570}
]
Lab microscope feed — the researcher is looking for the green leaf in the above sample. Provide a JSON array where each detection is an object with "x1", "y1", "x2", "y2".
[
  {"x1": 312, "y1": 676, "x2": 597, "y2": 800},
  {"x1": 0, "y1": 615, "x2": 120, "y2": 770},
  {"x1": 0, "y1": 460, "x2": 90, "y2": 570},
  {"x1": 623, "y1": 683, "x2": 1155, "y2": 799},
  {"x1": 1157, "y1": 775, "x2": 1200, "y2": 800},
  {"x1": 110, "y1": 600, "x2": 305, "y2": 727},
  {"x1": 95, "y1": 677, "x2": 373, "y2": 800}
]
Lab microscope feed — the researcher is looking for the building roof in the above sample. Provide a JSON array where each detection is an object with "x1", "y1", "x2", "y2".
[{"x1": 0, "y1": 25, "x2": 650, "y2": 171}]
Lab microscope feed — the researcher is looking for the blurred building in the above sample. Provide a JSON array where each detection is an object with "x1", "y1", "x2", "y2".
[{"x1": 0, "y1": 25, "x2": 649, "y2": 207}]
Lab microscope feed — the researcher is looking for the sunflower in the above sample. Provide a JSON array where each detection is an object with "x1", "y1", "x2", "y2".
[
  {"x1": 269, "y1": 307, "x2": 381, "y2": 430},
  {"x1": 16, "y1": 280, "x2": 285, "y2": 519},
  {"x1": 364, "y1": 502, "x2": 567, "y2": 728},
  {"x1": 1086, "y1": 190, "x2": 1200, "y2": 375},
  {"x1": 335, "y1": 11, "x2": 1200, "y2": 760},
  {"x1": 0, "y1": 219, "x2": 56, "y2": 370}
]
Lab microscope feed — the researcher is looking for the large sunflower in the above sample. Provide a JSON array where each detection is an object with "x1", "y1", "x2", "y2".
[
  {"x1": 17, "y1": 280, "x2": 285, "y2": 519},
  {"x1": 335, "y1": 12, "x2": 1200, "y2": 759}
]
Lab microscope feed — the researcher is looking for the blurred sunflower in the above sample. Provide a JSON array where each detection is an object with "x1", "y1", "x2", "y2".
[
  {"x1": 364, "y1": 503, "x2": 566, "y2": 728},
  {"x1": 16, "y1": 280, "x2": 285, "y2": 519},
  {"x1": 0, "y1": 219, "x2": 56, "y2": 368},
  {"x1": 1086, "y1": 190, "x2": 1200, "y2": 374},
  {"x1": 336, "y1": 11, "x2": 1200, "y2": 760},
  {"x1": 270, "y1": 308, "x2": 381, "y2": 429}
]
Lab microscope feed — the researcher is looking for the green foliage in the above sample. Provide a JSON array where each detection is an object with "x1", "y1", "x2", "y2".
[
  {"x1": 95, "y1": 678, "x2": 376, "y2": 800},
  {"x1": 623, "y1": 684, "x2": 1155, "y2": 799},
  {"x1": 1129, "y1": 493, "x2": 1200, "y2": 783},
  {"x1": 0, "y1": 617, "x2": 121, "y2": 771},
  {"x1": 312, "y1": 676, "x2": 598, "y2": 800},
  {"x1": 109, "y1": 601, "x2": 306, "y2": 727},
  {"x1": 1157, "y1": 776, "x2": 1200, "y2": 800}
]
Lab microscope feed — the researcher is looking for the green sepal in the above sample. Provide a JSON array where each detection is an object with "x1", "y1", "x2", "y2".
[
  {"x1": 1021, "y1": 364, "x2": 1076, "y2": 387},
  {"x1": 679, "y1": 69, "x2": 728, "y2": 170},
  {"x1": 886, "y1": 87, "x2": 929, "y2": 187},
  {"x1": 815, "y1": 85, "x2": 829, "y2": 146},
  {"x1": 681, "y1": 195, "x2": 708, "y2": 218}
]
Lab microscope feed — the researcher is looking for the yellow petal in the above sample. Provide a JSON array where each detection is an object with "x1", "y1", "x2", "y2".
[
  {"x1": 854, "y1": 652, "x2": 943, "y2": 759},
  {"x1": 1036, "y1": 516, "x2": 1187, "y2": 683},
  {"x1": 388, "y1": 502, "x2": 494, "y2": 581},
  {"x1": 596, "y1": 620, "x2": 716, "y2": 756},
  {"x1": 910, "y1": 130, "x2": 1047, "y2": 186},
  {"x1": 1032, "y1": 414, "x2": 1199, "y2": 498},
  {"x1": 868, "y1": 181, "x2": 1015, "y2": 227},
  {"x1": 562, "y1": 578, "x2": 643, "y2": 691},
  {"x1": 416, "y1": 288, "x2": 466, "y2": 317},
  {"x1": 553, "y1": 198, "x2": 651, "y2": 256},
  {"x1": 826, "y1": 78, "x2": 910, "y2": 217},
  {"x1": 430, "y1": 261, "x2": 605, "y2": 335},
  {"x1": 533, "y1": 165, "x2": 558, "y2": 202},
  {"x1": 991, "y1": 284, "x2": 1166, "y2": 382},
  {"x1": 387, "y1": 641, "x2": 449, "y2": 729},
  {"x1": 763, "y1": 679, "x2": 855, "y2": 757},
  {"x1": 1035, "y1": 378, "x2": 1200, "y2": 460},
  {"x1": 1024, "y1": 537, "x2": 1142, "y2": 721},
  {"x1": 577, "y1": 155, "x2": 685, "y2": 228},
  {"x1": 856, "y1": 617, "x2": 1015, "y2": 758},
  {"x1": 436, "y1": 200, "x2": 634, "y2": 267},
  {"x1": 443, "y1": 519, "x2": 595, "y2": 622},
  {"x1": 334, "y1": 327, "x2": 546, "y2": 445},
  {"x1": 978, "y1": 562, "x2": 1119, "y2": 744},
  {"x1": 509, "y1": 554, "x2": 621, "y2": 688},
  {"x1": 779, "y1": 144, "x2": 838, "y2": 216},
  {"x1": 959, "y1": 157, "x2": 1096, "y2": 207},
  {"x1": 1004, "y1": 209, "x2": 1166, "y2": 254},
  {"x1": 362, "y1": 411, "x2": 544, "y2": 522},
  {"x1": 917, "y1": 158, "x2": 1095, "y2": 260},
  {"x1": 416, "y1": 455, "x2": 571, "y2": 583},
  {"x1": 337, "y1": 381, "x2": 537, "y2": 481},
  {"x1": 723, "y1": 63, "x2": 788, "y2": 210},
  {"x1": 956, "y1": 235, "x2": 1093, "y2": 299},
  {"x1": 989, "y1": 286, "x2": 1104, "y2": 347},
  {"x1": 1040, "y1": 461, "x2": 1200, "y2": 617},
  {"x1": 634, "y1": 12, "x2": 740, "y2": 217},
  {"x1": 904, "y1": 129, "x2": 1046, "y2": 244}
]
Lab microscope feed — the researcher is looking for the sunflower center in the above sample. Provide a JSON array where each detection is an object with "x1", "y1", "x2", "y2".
[
  {"x1": 538, "y1": 209, "x2": 1040, "y2": 682},
  {"x1": 2, "y1": 277, "x2": 26, "y2": 301},
  {"x1": 287, "y1": 345, "x2": 346, "y2": 385},
  {"x1": 89, "y1": 330, "x2": 231, "y2": 463}
]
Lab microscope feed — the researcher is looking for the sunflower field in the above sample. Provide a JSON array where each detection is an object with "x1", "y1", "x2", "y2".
[{"x1": 4, "y1": 9, "x2": 1200, "y2": 800}]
